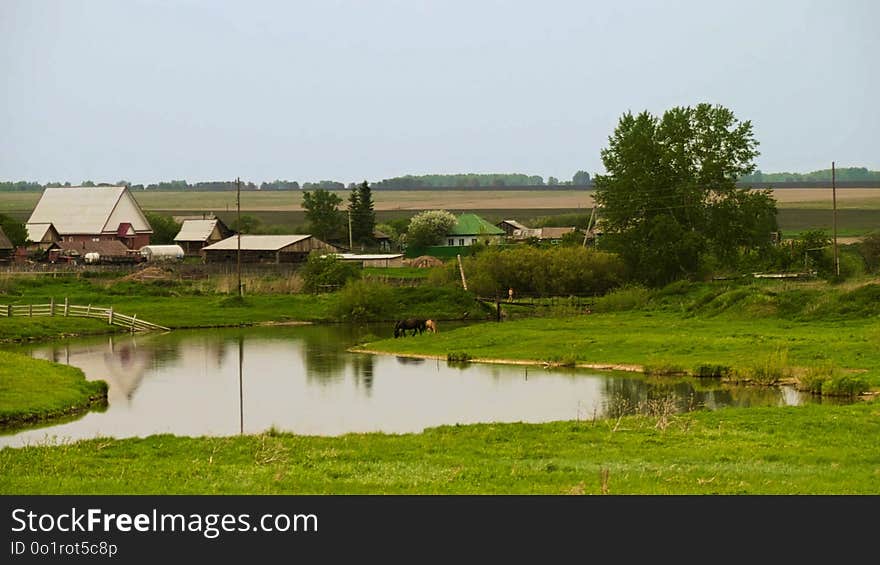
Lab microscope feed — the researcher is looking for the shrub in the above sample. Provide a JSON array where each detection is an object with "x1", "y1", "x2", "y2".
[
  {"x1": 745, "y1": 348, "x2": 791, "y2": 385},
  {"x1": 332, "y1": 280, "x2": 397, "y2": 322},
  {"x1": 592, "y1": 285, "x2": 651, "y2": 312},
  {"x1": 447, "y1": 352, "x2": 471, "y2": 363},
  {"x1": 301, "y1": 252, "x2": 361, "y2": 293},
  {"x1": 798, "y1": 364, "x2": 869, "y2": 397}
]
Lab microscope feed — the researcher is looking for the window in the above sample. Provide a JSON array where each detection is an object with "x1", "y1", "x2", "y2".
[
  {"x1": 471, "y1": 238, "x2": 477, "y2": 245},
  {"x1": 459, "y1": 239, "x2": 465, "y2": 246},
  {"x1": 448, "y1": 239, "x2": 454, "y2": 246}
]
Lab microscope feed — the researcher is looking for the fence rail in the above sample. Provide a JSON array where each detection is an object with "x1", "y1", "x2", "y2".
[{"x1": 0, "y1": 298, "x2": 169, "y2": 332}]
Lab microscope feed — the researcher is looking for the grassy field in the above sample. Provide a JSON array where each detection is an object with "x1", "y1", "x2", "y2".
[
  {"x1": 0, "y1": 351, "x2": 107, "y2": 428},
  {"x1": 360, "y1": 280, "x2": 880, "y2": 389},
  {"x1": 1, "y1": 401, "x2": 878, "y2": 494}
]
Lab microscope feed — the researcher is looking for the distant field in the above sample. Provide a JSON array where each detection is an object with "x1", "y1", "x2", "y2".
[{"x1": 1, "y1": 188, "x2": 878, "y2": 235}]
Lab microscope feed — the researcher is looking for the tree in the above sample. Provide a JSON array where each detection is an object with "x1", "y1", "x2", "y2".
[
  {"x1": 348, "y1": 180, "x2": 375, "y2": 247},
  {"x1": 594, "y1": 103, "x2": 774, "y2": 285},
  {"x1": 0, "y1": 213, "x2": 28, "y2": 246},
  {"x1": 229, "y1": 214, "x2": 260, "y2": 234},
  {"x1": 547, "y1": 176, "x2": 559, "y2": 186},
  {"x1": 144, "y1": 212, "x2": 182, "y2": 244},
  {"x1": 302, "y1": 189, "x2": 344, "y2": 242},
  {"x1": 572, "y1": 170, "x2": 591, "y2": 185},
  {"x1": 405, "y1": 210, "x2": 458, "y2": 249}
]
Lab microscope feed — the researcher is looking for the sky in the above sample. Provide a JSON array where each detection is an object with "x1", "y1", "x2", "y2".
[{"x1": 1, "y1": 0, "x2": 877, "y2": 185}]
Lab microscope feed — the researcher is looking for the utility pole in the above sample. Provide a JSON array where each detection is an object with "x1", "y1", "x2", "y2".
[
  {"x1": 832, "y1": 162, "x2": 839, "y2": 277},
  {"x1": 236, "y1": 177, "x2": 242, "y2": 297},
  {"x1": 348, "y1": 209, "x2": 353, "y2": 250}
]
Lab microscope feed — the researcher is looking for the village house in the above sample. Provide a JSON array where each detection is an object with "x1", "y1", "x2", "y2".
[
  {"x1": 511, "y1": 226, "x2": 577, "y2": 245},
  {"x1": 173, "y1": 217, "x2": 234, "y2": 256},
  {"x1": 496, "y1": 219, "x2": 529, "y2": 237},
  {"x1": 201, "y1": 234, "x2": 339, "y2": 264},
  {"x1": 26, "y1": 186, "x2": 153, "y2": 249},
  {"x1": 442, "y1": 213, "x2": 505, "y2": 247}
]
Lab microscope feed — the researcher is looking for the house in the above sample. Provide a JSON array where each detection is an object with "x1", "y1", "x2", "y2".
[
  {"x1": 26, "y1": 186, "x2": 153, "y2": 249},
  {"x1": 511, "y1": 226, "x2": 577, "y2": 244},
  {"x1": 173, "y1": 217, "x2": 233, "y2": 256},
  {"x1": 201, "y1": 235, "x2": 339, "y2": 264},
  {"x1": 0, "y1": 226, "x2": 13, "y2": 263},
  {"x1": 496, "y1": 219, "x2": 529, "y2": 236},
  {"x1": 442, "y1": 213, "x2": 505, "y2": 247},
  {"x1": 25, "y1": 223, "x2": 61, "y2": 250}
]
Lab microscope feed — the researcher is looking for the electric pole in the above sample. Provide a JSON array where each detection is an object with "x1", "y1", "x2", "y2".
[
  {"x1": 832, "y1": 162, "x2": 839, "y2": 277},
  {"x1": 236, "y1": 177, "x2": 242, "y2": 297},
  {"x1": 348, "y1": 209, "x2": 353, "y2": 250}
]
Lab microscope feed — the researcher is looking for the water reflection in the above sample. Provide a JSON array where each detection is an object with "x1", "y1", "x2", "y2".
[{"x1": 0, "y1": 323, "x2": 837, "y2": 447}]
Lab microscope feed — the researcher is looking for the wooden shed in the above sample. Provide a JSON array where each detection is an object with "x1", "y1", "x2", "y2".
[
  {"x1": 202, "y1": 235, "x2": 339, "y2": 264},
  {"x1": 338, "y1": 253, "x2": 404, "y2": 268},
  {"x1": 0, "y1": 226, "x2": 13, "y2": 263},
  {"x1": 174, "y1": 217, "x2": 233, "y2": 256}
]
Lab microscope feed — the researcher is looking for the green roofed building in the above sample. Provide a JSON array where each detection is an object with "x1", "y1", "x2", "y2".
[{"x1": 442, "y1": 213, "x2": 505, "y2": 247}]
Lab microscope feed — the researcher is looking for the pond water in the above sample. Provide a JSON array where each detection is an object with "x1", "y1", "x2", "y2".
[{"x1": 0, "y1": 323, "x2": 835, "y2": 447}]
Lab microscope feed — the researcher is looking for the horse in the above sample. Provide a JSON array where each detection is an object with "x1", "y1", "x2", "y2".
[
  {"x1": 425, "y1": 319, "x2": 438, "y2": 334},
  {"x1": 394, "y1": 318, "x2": 427, "y2": 338}
]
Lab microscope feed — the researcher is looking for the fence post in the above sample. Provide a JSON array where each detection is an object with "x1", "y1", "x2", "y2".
[
  {"x1": 131, "y1": 314, "x2": 137, "y2": 332},
  {"x1": 5, "y1": 304, "x2": 9, "y2": 317},
  {"x1": 108, "y1": 307, "x2": 114, "y2": 326},
  {"x1": 50, "y1": 297, "x2": 55, "y2": 316},
  {"x1": 64, "y1": 297, "x2": 69, "y2": 317},
  {"x1": 29, "y1": 304, "x2": 33, "y2": 317},
  {"x1": 86, "y1": 304, "x2": 91, "y2": 317}
]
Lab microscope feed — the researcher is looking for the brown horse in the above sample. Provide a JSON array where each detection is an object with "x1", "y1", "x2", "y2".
[
  {"x1": 394, "y1": 318, "x2": 427, "y2": 338},
  {"x1": 425, "y1": 319, "x2": 438, "y2": 334}
]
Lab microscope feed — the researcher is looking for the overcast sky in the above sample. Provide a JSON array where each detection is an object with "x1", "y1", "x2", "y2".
[{"x1": 1, "y1": 0, "x2": 877, "y2": 185}]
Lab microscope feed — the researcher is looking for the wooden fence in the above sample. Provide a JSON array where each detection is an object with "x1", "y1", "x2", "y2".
[{"x1": 0, "y1": 298, "x2": 169, "y2": 332}]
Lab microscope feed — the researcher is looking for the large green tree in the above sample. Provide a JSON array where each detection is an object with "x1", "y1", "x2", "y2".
[
  {"x1": 594, "y1": 103, "x2": 776, "y2": 285},
  {"x1": 303, "y1": 189, "x2": 344, "y2": 243},
  {"x1": 405, "y1": 210, "x2": 457, "y2": 249},
  {"x1": 347, "y1": 180, "x2": 376, "y2": 248},
  {"x1": 144, "y1": 212, "x2": 181, "y2": 244}
]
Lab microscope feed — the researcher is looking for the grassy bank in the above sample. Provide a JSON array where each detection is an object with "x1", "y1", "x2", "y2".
[
  {"x1": 360, "y1": 280, "x2": 880, "y2": 390},
  {"x1": 0, "y1": 275, "x2": 486, "y2": 341},
  {"x1": 1, "y1": 401, "x2": 878, "y2": 494},
  {"x1": 0, "y1": 351, "x2": 107, "y2": 428}
]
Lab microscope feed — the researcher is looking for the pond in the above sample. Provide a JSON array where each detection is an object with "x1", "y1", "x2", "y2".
[{"x1": 0, "y1": 323, "x2": 838, "y2": 447}]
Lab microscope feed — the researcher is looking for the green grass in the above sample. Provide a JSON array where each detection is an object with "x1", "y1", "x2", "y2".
[
  {"x1": 0, "y1": 351, "x2": 107, "y2": 428},
  {"x1": 0, "y1": 276, "x2": 485, "y2": 339},
  {"x1": 361, "y1": 280, "x2": 880, "y2": 388},
  {"x1": 363, "y1": 267, "x2": 431, "y2": 279},
  {"x1": 1, "y1": 401, "x2": 878, "y2": 494}
]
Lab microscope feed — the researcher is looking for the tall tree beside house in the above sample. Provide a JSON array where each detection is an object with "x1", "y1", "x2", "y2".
[
  {"x1": 405, "y1": 210, "x2": 458, "y2": 249},
  {"x1": 572, "y1": 170, "x2": 591, "y2": 185},
  {"x1": 0, "y1": 213, "x2": 27, "y2": 246},
  {"x1": 144, "y1": 212, "x2": 181, "y2": 245},
  {"x1": 302, "y1": 189, "x2": 344, "y2": 243},
  {"x1": 348, "y1": 180, "x2": 376, "y2": 247},
  {"x1": 594, "y1": 103, "x2": 777, "y2": 285}
]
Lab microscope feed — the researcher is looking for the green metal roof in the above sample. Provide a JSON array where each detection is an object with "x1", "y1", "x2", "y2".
[{"x1": 447, "y1": 213, "x2": 505, "y2": 236}]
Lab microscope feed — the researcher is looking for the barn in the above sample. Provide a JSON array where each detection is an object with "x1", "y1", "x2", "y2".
[
  {"x1": 26, "y1": 186, "x2": 153, "y2": 249},
  {"x1": 338, "y1": 253, "x2": 404, "y2": 268},
  {"x1": 201, "y1": 235, "x2": 339, "y2": 264},
  {"x1": 173, "y1": 217, "x2": 233, "y2": 256}
]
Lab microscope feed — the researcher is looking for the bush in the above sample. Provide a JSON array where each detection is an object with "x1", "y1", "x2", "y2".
[
  {"x1": 798, "y1": 364, "x2": 870, "y2": 397},
  {"x1": 693, "y1": 364, "x2": 732, "y2": 378},
  {"x1": 301, "y1": 252, "x2": 361, "y2": 293},
  {"x1": 332, "y1": 280, "x2": 397, "y2": 321},
  {"x1": 461, "y1": 246, "x2": 626, "y2": 298},
  {"x1": 592, "y1": 285, "x2": 651, "y2": 312}
]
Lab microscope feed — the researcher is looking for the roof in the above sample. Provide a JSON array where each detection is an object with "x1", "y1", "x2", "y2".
[
  {"x1": 447, "y1": 213, "x2": 505, "y2": 236},
  {"x1": 538, "y1": 227, "x2": 576, "y2": 239},
  {"x1": 0, "y1": 226, "x2": 12, "y2": 250},
  {"x1": 26, "y1": 223, "x2": 57, "y2": 243},
  {"x1": 338, "y1": 253, "x2": 403, "y2": 260},
  {"x1": 498, "y1": 219, "x2": 529, "y2": 231},
  {"x1": 202, "y1": 235, "x2": 312, "y2": 252},
  {"x1": 27, "y1": 186, "x2": 152, "y2": 235},
  {"x1": 175, "y1": 219, "x2": 224, "y2": 242},
  {"x1": 373, "y1": 229, "x2": 390, "y2": 239},
  {"x1": 59, "y1": 239, "x2": 133, "y2": 257}
]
